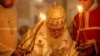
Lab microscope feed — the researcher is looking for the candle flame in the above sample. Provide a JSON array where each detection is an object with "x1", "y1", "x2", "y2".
[
  {"x1": 77, "y1": 5, "x2": 83, "y2": 12},
  {"x1": 39, "y1": 12, "x2": 46, "y2": 20}
]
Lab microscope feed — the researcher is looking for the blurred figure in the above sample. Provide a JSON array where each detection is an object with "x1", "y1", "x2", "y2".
[
  {"x1": 0, "y1": 0, "x2": 18, "y2": 56},
  {"x1": 19, "y1": 25, "x2": 29, "y2": 36},
  {"x1": 18, "y1": 25, "x2": 30, "y2": 43},
  {"x1": 73, "y1": 0, "x2": 100, "y2": 56}
]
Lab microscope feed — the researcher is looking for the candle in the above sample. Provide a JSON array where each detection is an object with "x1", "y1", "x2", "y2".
[
  {"x1": 77, "y1": 5, "x2": 83, "y2": 20},
  {"x1": 76, "y1": 5, "x2": 87, "y2": 43},
  {"x1": 18, "y1": 12, "x2": 46, "y2": 55},
  {"x1": 34, "y1": 12, "x2": 46, "y2": 32},
  {"x1": 76, "y1": 5, "x2": 84, "y2": 43},
  {"x1": 28, "y1": 12, "x2": 46, "y2": 52}
]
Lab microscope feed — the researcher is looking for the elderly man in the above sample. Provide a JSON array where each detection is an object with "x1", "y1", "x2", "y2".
[
  {"x1": 73, "y1": 0, "x2": 100, "y2": 56},
  {"x1": 15, "y1": 3, "x2": 78, "y2": 56},
  {"x1": 0, "y1": 0, "x2": 18, "y2": 56}
]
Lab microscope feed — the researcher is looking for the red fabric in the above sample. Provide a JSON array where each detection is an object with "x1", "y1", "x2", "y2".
[{"x1": 73, "y1": 5, "x2": 100, "y2": 55}]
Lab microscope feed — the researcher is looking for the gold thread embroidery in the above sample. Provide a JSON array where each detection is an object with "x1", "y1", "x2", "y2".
[
  {"x1": 77, "y1": 27, "x2": 100, "y2": 32},
  {"x1": 0, "y1": 28, "x2": 17, "y2": 30}
]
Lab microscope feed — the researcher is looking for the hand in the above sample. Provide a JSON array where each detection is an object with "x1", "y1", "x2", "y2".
[
  {"x1": 85, "y1": 39, "x2": 95, "y2": 45},
  {"x1": 11, "y1": 49, "x2": 26, "y2": 56},
  {"x1": 76, "y1": 39, "x2": 96, "y2": 56},
  {"x1": 76, "y1": 39, "x2": 95, "y2": 51},
  {"x1": 11, "y1": 49, "x2": 21, "y2": 56}
]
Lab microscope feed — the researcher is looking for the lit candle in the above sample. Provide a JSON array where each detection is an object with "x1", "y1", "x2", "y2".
[
  {"x1": 77, "y1": 5, "x2": 83, "y2": 20},
  {"x1": 77, "y1": 5, "x2": 87, "y2": 43},
  {"x1": 77, "y1": 5, "x2": 84, "y2": 30},
  {"x1": 18, "y1": 12, "x2": 46, "y2": 55},
  {"x1": 34, "y1": 12, "x2": 46, "y2": 31},
  {"x1": 76, "y1": 5, "x2": 84, "y2": 43},
  {"x1": 29, "y1": 12, "x2": 46, "y2": 52}
]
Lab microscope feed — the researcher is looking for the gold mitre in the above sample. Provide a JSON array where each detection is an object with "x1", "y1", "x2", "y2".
[{"x1": 46, "y1": 3, "x2": 66, "y2": 29}]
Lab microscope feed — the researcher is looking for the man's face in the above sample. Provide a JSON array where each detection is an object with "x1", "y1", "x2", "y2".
[
  {"x1": 46, "y1": 16, "x2": 65, "y2": 38},
  {"x1": 78, "y1": 0, "x2": 94, "y2": 10},
  {"x1": 1, "y1": 0, "x2": 15, "y2": 8}
]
